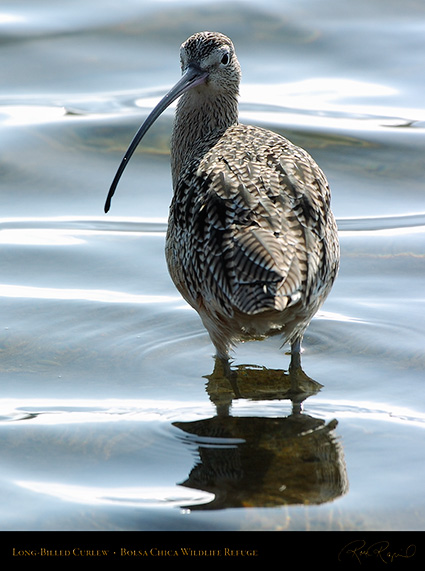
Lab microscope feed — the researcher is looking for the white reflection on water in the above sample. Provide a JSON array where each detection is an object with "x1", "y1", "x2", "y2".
[
  {"x1": 0, "y1": 284, "x2": 178, "y2": 305},
  {"x1": 14, "y1": 481, "x2": 213, "y2": 507},
  {"x1": 242, "y1": 79, "x2": 398, "y2": 113},
  {"x1": 339, "y1": 225, "x2": 425, "y2": 238},
  {"x1": 0, "y1": 217, "x2": 168, "y2": 234},
  {"x1": 0, "y1": 229, "x2": 85, "y2": 246},
  {"x1": 315, "y1": 311, "x2": 366, "y2": 324},
  {"x1": 1, "y1": 398, "x2": 424, "y2": 428},
  {"x1": 314, "y1": 401, "x2": 425, "y2": 430},
  {"x1": 0, "y1": 105, "x2": 67, "y2": 126},
  {"x1": 240, "y1": 78, "x2": 425, "y2": 129},
  {"x1": 0, "y1": 228, "x2": 166, "y2": 246},
  {"x1": 0, "y1": 399, "x2": 211, "y2": 424},
  {"x1": 0, "y1": 13, "x2": 25, "y2": 24}
]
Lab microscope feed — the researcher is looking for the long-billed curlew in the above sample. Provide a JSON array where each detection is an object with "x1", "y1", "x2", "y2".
[{"x1": 105, "y1": 31, "x2": 339, "y2": 375}]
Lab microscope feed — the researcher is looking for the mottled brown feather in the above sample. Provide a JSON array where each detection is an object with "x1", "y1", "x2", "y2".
[{"x1": 164, "y1": 32, "x2": 339, "y2": 363}]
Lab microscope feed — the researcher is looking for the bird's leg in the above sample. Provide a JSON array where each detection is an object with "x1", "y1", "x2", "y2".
[
  {"x1": 288, "y1": 339, "x2": 303, "y2": 413},
  {"x1": 206, "y1": 354, "x2": 241, "y2": 416},
  {"x1": 213, "y1": 354, "x2": 241, "y2": 398},
  {"x1": 212, "y1": 354, "x2": 232, "y2": 378},
  {"x1": 207, "y1": 328, "x2": 241, "y2": 396},
  {"x1": 289, "y1": 337, "x2": 302, "y2": 372},
  {"x1": 287, "y1": 336, "x2": 322, "y2": 413}
]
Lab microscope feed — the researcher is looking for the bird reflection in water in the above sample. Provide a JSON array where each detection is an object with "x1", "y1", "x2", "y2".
[{"x1": 173, "y1": 362, "x2": 348, "y2": 510}]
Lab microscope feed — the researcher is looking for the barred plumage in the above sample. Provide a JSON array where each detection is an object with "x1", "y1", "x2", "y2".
[{"x1": 105, "y1": 31, "x2": 340, "y2": 372}]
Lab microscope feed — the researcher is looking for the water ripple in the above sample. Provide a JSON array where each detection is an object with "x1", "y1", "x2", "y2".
[
  {"x1": 0, "y1": 399, "x2": 214, "y2": 424},
  {"x1": 0, "y1": 396, "x2": 424, "y2": 429},
  {"x1": 0, "y1": 216, "x2": 168, "y2": 235},
  {"x1": 14, "y1": 481, "x2": 213, "y2": 508},
  {"x1": 338, "y1": 212, "x2": 425, "y2": 233},
  {"x1": 2, "y1": 213, "x2": 424, "y2": 242}
]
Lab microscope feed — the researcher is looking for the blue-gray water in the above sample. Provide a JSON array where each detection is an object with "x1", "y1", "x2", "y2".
[{"x1": 1, "y1": 0, "x2": 425, "y2": 532}]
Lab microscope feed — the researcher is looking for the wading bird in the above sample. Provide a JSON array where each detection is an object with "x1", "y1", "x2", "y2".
[{"x1": 104, "y1": 31, "x2": 339, "y2": 376}]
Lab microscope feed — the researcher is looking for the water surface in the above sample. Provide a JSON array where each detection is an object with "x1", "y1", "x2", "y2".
[{"x1": 1, "y1": 0, "x2": 424, "y2": 532}]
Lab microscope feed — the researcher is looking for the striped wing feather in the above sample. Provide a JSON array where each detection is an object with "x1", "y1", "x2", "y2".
[{"x1": 169, "y1": 124, "x2": 331, "y2": 317}]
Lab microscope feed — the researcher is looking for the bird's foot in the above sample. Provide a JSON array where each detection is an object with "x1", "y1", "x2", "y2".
[
  {"x1": 205, "y1": 356, "x2": 241, "y2": 415},
  {"x1": 288, "y1": 349, "x2": 323, "y2": 413}
]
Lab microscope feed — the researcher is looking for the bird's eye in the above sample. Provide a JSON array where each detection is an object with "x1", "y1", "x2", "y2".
[{"x1": 220, "y1": 52, "x2": 230, "y2": 66}]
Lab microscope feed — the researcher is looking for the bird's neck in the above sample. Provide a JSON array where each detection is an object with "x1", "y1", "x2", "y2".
[{"x1": 170, "y1": 89, "x2": 238, "y2": 186}]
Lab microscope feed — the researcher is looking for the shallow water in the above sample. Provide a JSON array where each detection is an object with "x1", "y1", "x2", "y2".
[{"x1": 1, "y1": 0, "x2": 425, "y2": 532}]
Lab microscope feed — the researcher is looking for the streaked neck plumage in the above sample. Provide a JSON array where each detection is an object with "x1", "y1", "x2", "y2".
[{"x1": 170, "y1": 87, "x2": 239, "y2": 187}]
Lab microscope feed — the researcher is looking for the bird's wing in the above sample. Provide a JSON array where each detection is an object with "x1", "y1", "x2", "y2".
[{"x1": 172, "y1": 124, "x2": 332, "y2": 316}]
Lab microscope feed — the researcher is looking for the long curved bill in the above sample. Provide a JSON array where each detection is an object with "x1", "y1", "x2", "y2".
[{"x1": 104, "y1": 64, "x2": 208, "y2": 213}]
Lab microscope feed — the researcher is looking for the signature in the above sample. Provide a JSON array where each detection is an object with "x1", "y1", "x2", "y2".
[{"x1": 338, "y1": 539, "x2": 416, "y2": 565}]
